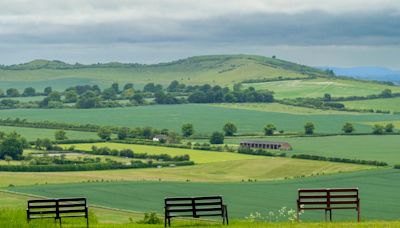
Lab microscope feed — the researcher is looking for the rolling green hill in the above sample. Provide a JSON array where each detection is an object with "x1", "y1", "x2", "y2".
[{"x1": 0, "y1": 55, "x2": 329, "y2": 90}]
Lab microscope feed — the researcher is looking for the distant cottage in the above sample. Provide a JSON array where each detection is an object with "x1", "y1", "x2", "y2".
[
  {"x1": 152, "y1": 134, "x2": 168, "y2": 142},
  {"x1": 240, "y1": 140, "x2": 292, "y2": 151}
]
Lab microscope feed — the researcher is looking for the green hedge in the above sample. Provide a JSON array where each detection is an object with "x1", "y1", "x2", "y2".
[
  {"x1": 0, "y1": 161, "x2": 194, "y2": 172},
  {"x1": 291, "y1": 154, "x2": 388, "y2": 166}
]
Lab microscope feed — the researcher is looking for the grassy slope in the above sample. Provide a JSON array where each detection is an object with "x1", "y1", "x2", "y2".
[
  {"x1": 342, "y1": 97, "x2": 400, "y2": 112},
  {"x1": 0, "y1": 125, "x2": 97, "y2": 141},
  {"x1": 0, "y1": 55, "x2": 322, "y2": 90},
  {"x1": 0, "y1": 104, "x2": 399, "y2": 134},
  {"x1": 7, "y1": 169, "x2": 400, "y2": 221},
  {"x1": 243, "y1": 78, "x2": 400, "y2": 99}
]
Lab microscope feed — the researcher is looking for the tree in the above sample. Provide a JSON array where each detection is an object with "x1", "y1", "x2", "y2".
[
  {"x1": 101, "y1": 87, "x2": 117, "y2": 100},
  {"x1": 55, "y1": 130, "x2": 68, "y2": 140},
  {"x1": 0, "y1": 89, "x2": 4, "y2": 97},
  {"x1": 323, "y1": 93, "x2": 332, "y2": 101},
  {"x1": 122, "y1": 88, "x2": 135, "y2": 98},
  {"x1": 44, "y1": 86, "x2": 52, "y2": 95},
  {"x1": 372, "y1": 124, "x2": 384, "y2": 135},
  {"x1": 342, "y1": 122, "x2": 355, "y2": 134},
  {"x1": 123, "y1": 83, "x2": 134, "y2": 91},
  {"x1": 264, "y1": 124, "x2": 277, "y2": 135},
  {"x1": 64, "y1": 90, "x2": 78, "y2": 103},
  {"x1": 131, "y1": 94, "x2": 144, "y2": 104},
  {"x1": 181, "y1": 123, "x2": 194, "y2": 137},
  {"x1": 210, "y1": 132, "x2": 224, "y2": 144},
  {"x1": 304, "y1": 122, "x2": 315, "y2": 135},
  {"x1": 381, "y1": 89, "x2": 392, "y2": 98},
  {"x1": 167, "y1": 131, "x2": 181, "y2": 144},
  {"x1": 385, "y1": 123, "x2": 395, "y2": 133},
  {"x1": 111, "y1": 83, "x2": 120, "y2": 93},
  {"x1": 97, "y1": 127, "x2": 112, "y2": 140},
  {"x1": 4, "y1": 155, "x2": 12, "y2": 165},
  {"x1": 0, "y1": 132, "x2": 27, "y2": 160},
  {"x1": 6, "y1": 88, "x2": 19, "y2": 97},
  {"x1": 167, "y1": 80, "x2": 180, "y2": 92},
  {"x1": 223, "y1": 122, "x2": 237, "y2": 136},
  {"x1": 117, "y1": 127, "x2": 130, "y2": 140},
  {"x1": 76, "y1": 91, "x2": 100, "y2": 108},
  {"x1": 22, "y1": 87, "x2": 36, "y2": 96}
]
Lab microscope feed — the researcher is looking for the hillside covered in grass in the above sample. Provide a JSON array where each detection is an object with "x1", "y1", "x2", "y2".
[{"x1": 0, "y1": 55, "x2": 330, "y2": 90}]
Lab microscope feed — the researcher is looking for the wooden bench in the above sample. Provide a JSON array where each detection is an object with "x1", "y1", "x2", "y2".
[
  {"x1": 297, "y1": 188, "x2": 360, "y2": 222},
  {"x1": 27, "y1": 198, "x2": 89, "y2": 227},
  {"x1": 164, "y1": 196, "x2": 228, "y2": 227}
]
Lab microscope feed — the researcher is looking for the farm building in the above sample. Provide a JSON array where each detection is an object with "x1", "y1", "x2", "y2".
[
  {"x1": 152, "y1": 134, "x2": 168, "y2": 142},
  {"x1": 240, "y1": 140, "x2": 292, "y2": 150}
]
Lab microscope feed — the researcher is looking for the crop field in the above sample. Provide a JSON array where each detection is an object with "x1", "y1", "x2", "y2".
[
  {"x1": 342, "y1": 97, "x2": 400, "y2": 113},
  {"x1": 210, "y1": 103, "x2": 360, "y2": 115},
  {"x1": 205, "y1": 135, "x2": 400, "y2": 165},
  {"x1": 0, "y1": 104, "x2": 399, "y2": 134},
  {"x1": 243, "y1": 78, "x2": 400, "y2": 99},
  {"x1": 0, "y1": 125, "x2": 97, "y2": 141},
  {"x1": 7, "y1": 169, "x2": 400, "y2": 221}
]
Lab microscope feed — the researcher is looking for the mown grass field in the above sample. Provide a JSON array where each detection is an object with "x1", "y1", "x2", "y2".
[
  {"x1": 342, "y1": 97, "x2": 400, "y2": 113},
  {"x1": 0, "y1": 125, "x2": 98, "y2": 141},
  {"x1": 243, "y1": 78, "x2": 400, "y2": 99},
  {"x1": 7, "y1": 169, "x2": 400, "y2": 221},
  {"x1": 0, "y1": 104, "x2": 399, "y2": 134}
]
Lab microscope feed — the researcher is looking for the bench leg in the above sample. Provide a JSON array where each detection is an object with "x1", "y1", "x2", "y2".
[
  {"x1": 87, "y1": 217, "x2": 89, "y2": 228},
  {"x1": 59, "y1": 217, "x2": 62, "y2": 228},
  {"x1": 357, "y1": 208, "x2": 360, "y2": 222},
  {"x1": 329, "y1": 210, "x2": 332, "y2": 222}
]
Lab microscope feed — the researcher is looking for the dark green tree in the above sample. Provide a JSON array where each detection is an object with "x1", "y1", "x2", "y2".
[
  {"x1": 0, "y1": 132, "x2": 27, "y2": 160},
  {"x1": 372, "y1": 124, "x2": 385, "y2": 135},
  {"x1": 97, "y1": 127, "x2": 112, "y2": 140},
  {"x1": 264, "y1": 124, "x2": 276, "y2": 135},
  {"x1": 55, "y1": 130, "x2": 68, "y2": 140},
  {"x1": 304, "y1": 122, "x2": 315, "y2": 135},
  {"x1": 76, "y1": 91, "x2": 100, "y2": 108},
  {"x1": 117, "y1": 127, "x2": 130, "y2": 140},
  {"x1": 123, "y1": 83, "x2": 134, "y2": 91},
  {"x1": 385, "y1": 123, "x2": 395, "y2": 133},
  {"x1": 64, "y1": 90, "x2": 78, "y2": 103},
  {"x1": 6, "y1": 88, "x2": 20, "y2": 97},
  {"x1": 44, "y1": 86, "x2": 52, "y2": 95},
  {"x1": 342, "y1": 122, "x2": 355, "y2": 134},
  {"x1": 181, "y1": 123, "x2": 194, "y2": 137},
  {"x1": 209, "y1": 132, "x2": 224, "y2": 144},
  {"x1": 22, "y1": 87, "x2": 36, "y2": 96},
  {"x1": 223, "y1": 122, "x2": 237, "y2": 136}
]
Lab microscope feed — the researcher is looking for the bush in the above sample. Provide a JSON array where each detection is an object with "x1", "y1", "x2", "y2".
[
  {"x1": 137, "y1": 212, "x2": 162, "y2": 224},
  {"x1": 292, "y1": 154, "x2": 388, "y2": 166}
]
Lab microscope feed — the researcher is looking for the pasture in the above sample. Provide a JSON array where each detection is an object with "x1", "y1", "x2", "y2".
[
  {"x1": 0, "y1": 125, "x2": 97, "y2": 141},
  {"x1": 7, "y1": 169, "x2": 400, "y2": 221},
  {"x1": 0, "y1": 104, "x2": 399, "y2": 134},
  {"x1": 0, "y1": 55, "x2": 318, "y2": 90},
  {"x1": 243, "y1": 78, "x2": 400, "y2": 99},
  {"x1": 342, "y1": 97, "x2": 400, "y2": 113}
]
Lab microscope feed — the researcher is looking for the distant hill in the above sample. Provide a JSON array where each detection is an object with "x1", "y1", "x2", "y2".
[
  {"x1": 321, "y1": 66, "x2": 400, "y2": 85},
  {"x1": 0, "y1": 55, "x2": 329, "y2": 90}
]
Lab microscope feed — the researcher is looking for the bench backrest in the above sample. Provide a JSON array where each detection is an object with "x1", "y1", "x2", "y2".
[
  {"x1": 298, "y1": 188, "x2": 359, "y2": 209},
  {"x1": 165, "y1": 196, "x2": 224, "y2": 217},
  {"x1": 27, "y1": 198, "x2": 88, "y2": 219}
]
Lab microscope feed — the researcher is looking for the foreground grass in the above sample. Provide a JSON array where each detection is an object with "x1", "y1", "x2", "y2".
[{"x1": 8, "y1": 169, "x2": 400, "y2": 220}]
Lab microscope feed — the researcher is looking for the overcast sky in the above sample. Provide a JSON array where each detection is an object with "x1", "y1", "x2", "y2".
[{"x1": 1, "y1": 0, "x2": 400, "y2": 68}]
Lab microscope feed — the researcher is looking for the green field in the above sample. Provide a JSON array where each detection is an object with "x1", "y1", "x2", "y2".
[
  {"x1": 211, "y1": 103, "x2": 360, "y2": 115},
  {"x1": 0, "y1": 55, "x2": 325, "y2": 90},
  {"x1": 243, "y1": 78, "x2": 400, "y2": 99},
  {"x1": 204, "y1": 135, "x2": 400, "y2": 165},
  {"x1": 0, "y1": 125, "x2": 97, "y2": 141},
  {"x1": 0, "y1": 96, "x2": 46, "y2": 102},
  {"x1": 7, "y1": 169, "x2": 400, "y2": 221},
  {"x1": 0, "y1": 104, "x2": 399, "y2": 134},
  {"x1": 342, "y1": 97, "x2": 400, "y2": 113}
]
